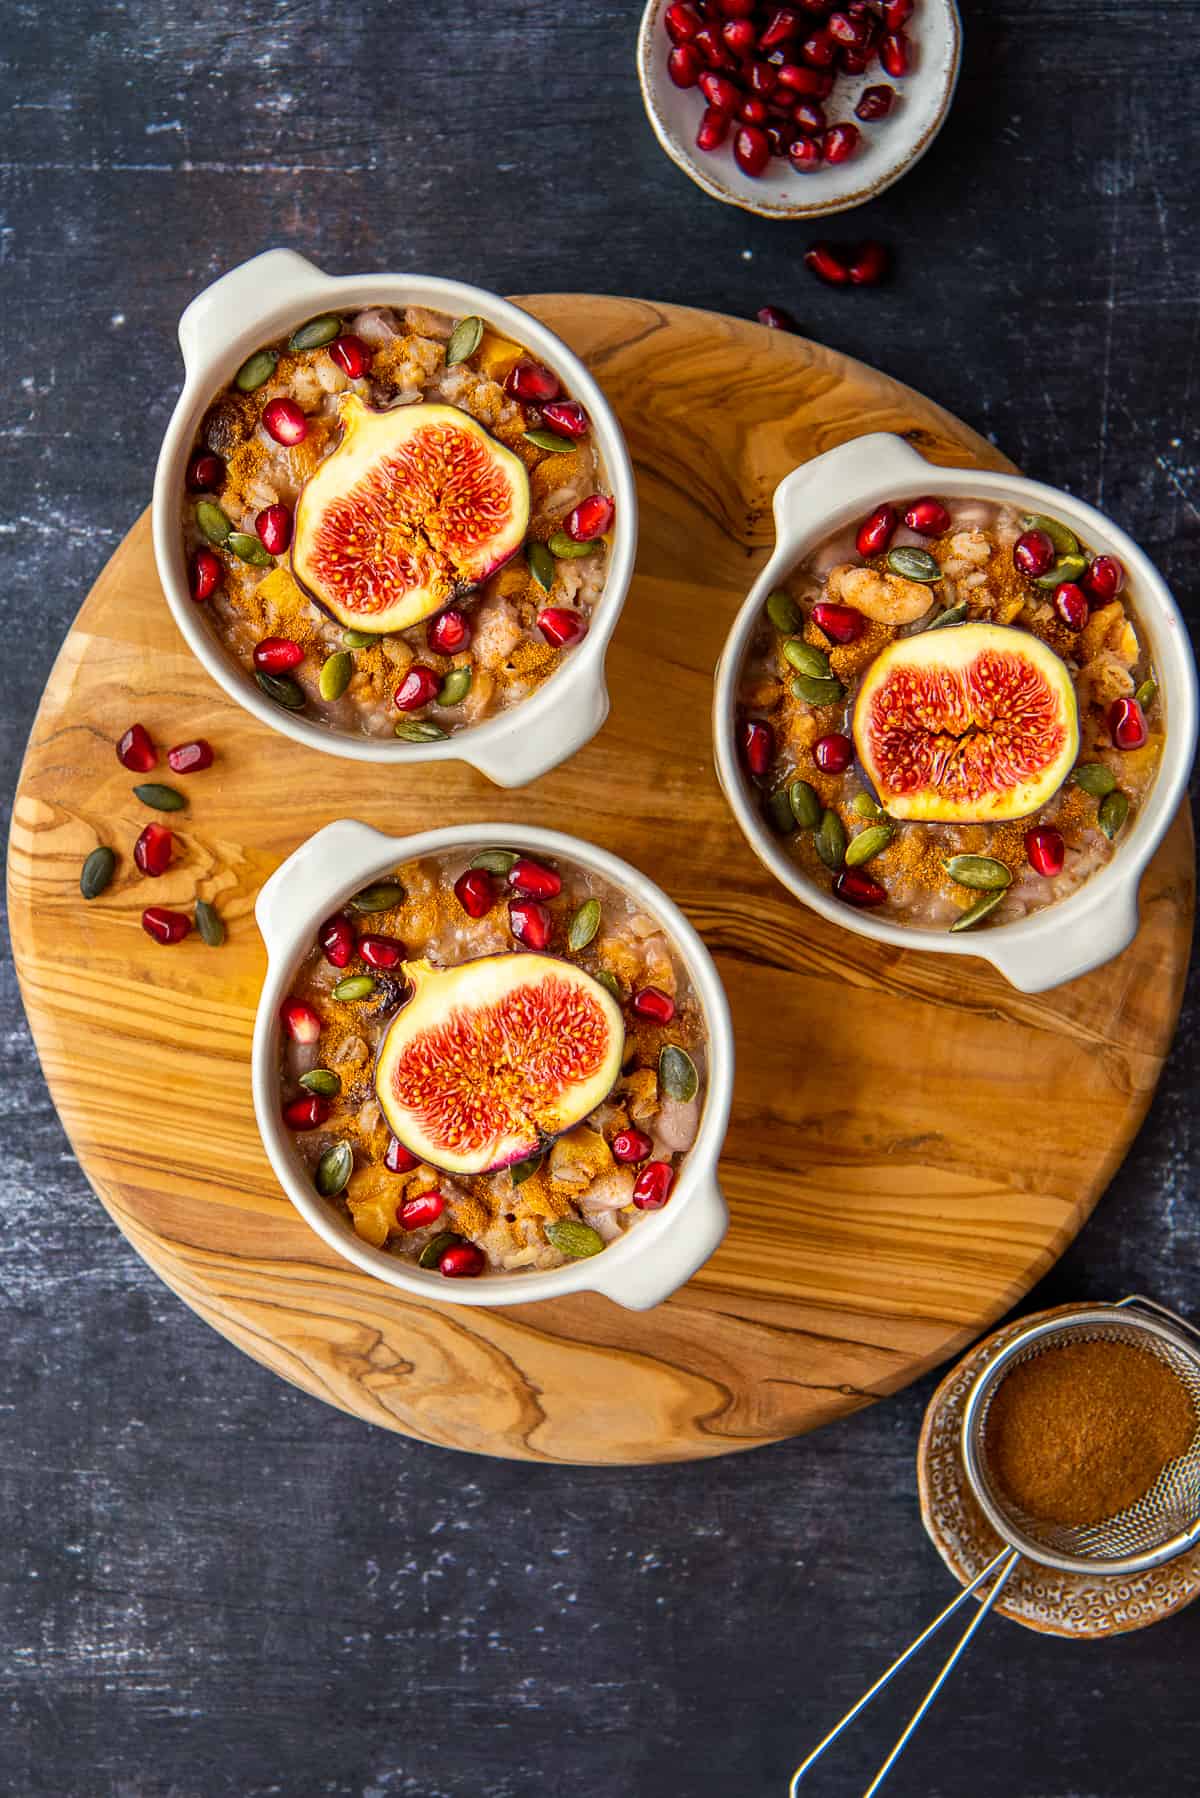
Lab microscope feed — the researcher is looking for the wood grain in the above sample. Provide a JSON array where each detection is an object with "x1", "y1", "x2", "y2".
[{"x1": 7, "y1": 296, "x2": 1194, "y2": 1464}]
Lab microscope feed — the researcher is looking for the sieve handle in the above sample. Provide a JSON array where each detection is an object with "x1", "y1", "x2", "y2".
[
  {"x1": 789, "y1": 1547, "x2": 1019, "y2": 1797},
  {"x1": 1115, "y1": 1294, "x2": 1200, "y2": 1343}
]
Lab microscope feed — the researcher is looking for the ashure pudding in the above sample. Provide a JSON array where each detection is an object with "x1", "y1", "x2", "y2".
[
  {"x1": 182, "y1": 304, "x2": 615, "y2": 741},
  {"x1": 736, "y1": 496, "x2": 1164, "y2": 929},
  {"x1": 278, "y1": 845, "x2": 708, "y2": 1277}
]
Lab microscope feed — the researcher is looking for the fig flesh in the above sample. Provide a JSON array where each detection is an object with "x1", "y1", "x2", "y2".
[
  {"x1": 374, "y1": 953, "x2": 624, "y2": 1176},
  {"x1": 292, "y1": 397, "x2": 530, "y2": 634},
  {"x1": 853, "y1": 622, "x2": 1079, "y2": 823}
]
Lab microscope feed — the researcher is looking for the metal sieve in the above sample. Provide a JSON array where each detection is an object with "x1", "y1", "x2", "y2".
[{"x1": 790, "y1": 1296, "x2": 1200, "y2": 1797}]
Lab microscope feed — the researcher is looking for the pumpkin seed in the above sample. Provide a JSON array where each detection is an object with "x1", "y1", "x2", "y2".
[
  {"x1": 350, "y1": 882, "x2": 404, "y2": 913},
  {"x1": 660, "y1": 1044, "x2": 699, "y2": 1103},
  {"x1": 300, "y1": 1068, "x2": 341, "y2": 1098},
  {"x1": 1073, "y1": 762, "x2": 1117, "y2": 798},
  {"x1": 528, "y1": 540, "x2": 555, "y2": 591},
  {"x1": 568, "y1": 898, "x2": 601, "y2": 950},
  {"x1": 133, "y1": 782, "x2": 185, "y2": 811},
  {"x1": 315, "y1": 1140, "x2": 354, "y2": 1198},
  {"x1": 766, "y1": 589, "x2": 802, "y2": 635},
  {"x1": 949, "y1": 889, "x2": 1006, "y2": 932},
  {"x1": 790, "y1": 674, "x2": 845, "y2": 707},
  {"x1": 544, "y1": 1218, "x2": 605, "y2": 1259},
  {"x1": 228, "y1": 531, "x2": 274, "y2": 567},
  {"x1": 845, "y1": 823, "x2": 892, "y2": 867},
  {"x1": 470, "y1": 849, "x2": 519, "y2": 875},
  {"x1": 788, "y1": 779, "x2": 822, "y2": 830},
  {"x1": 319, "y1": 650, "x2": 353, "y2": 702},
  {"x1": 524, "y1": 429, "x2": 575, "y2": 454},
  {"x1": 1135, "y1": 677, "x2": 1158, "y2": 710},
  {"x1": 850, "y1": 792, "x2": 883, "y2": 820},
  {"x1": 594, "y1": 969, "x2": 624, "y2": 1002},
  {"x1": 547, "y1": 530, "x2": 598, "y2": 559},
  {"x1": 196, "y1": 499, "x2": 232, "y2": 543},
  {"x1": 256, "y1": 669, "x2": 306, "y2": 710},
  {"x1": 1019, "y1": 512, "x2": 1080, "y2": 557},
  {"x1": 925, "y1": 600, "x2": 969, "y2": 631},
  {"x1": 234, "y1": 348, "x2": 278, "y2": 392},
  {"x1": 342, "y1": 628, "x2": 376, "y2": 648},
  {"x1": 418, "y1": 1229, "x2": 462, "y2": 1269},
  {"x1": 195, "y1": 899, "x2": 225, "y2": 946},
  {"x1": 886, "y1": 546, "x2": 941, "y2": 583},
  {"x1": 288, "y1": 314, "x2": 341, "y2": 352},
  {"x1": 437, "y1": 666, "x2": 472, "y2": 706},
  {"x1": 783, "y1": 638, "x2": 832, "y2": 680},
  {"x1": 942, "y1": 854, "x2": 1012, "y2": 891},
  {"x1": 80, "y1": 845, "x2": 116, "y2": 900},
  {"x1": 1034, "y1": 551, "x2": 1087, "y2": 589},
  {"x1": 333, "y1": 974, "x2": 377, "y2": 1001},
  {"x1": 394, "y1": 717, "x2": 447, "y2": 741},
  {"x1": 445, "y1": 315, "x2": 484, "y2": 367},
  {"x1": 766, "y1": 787, "x2": 796, "y2": 835},
  {"x1": 510, "y1": 1151, "x2": 545, "y2": 1187},
  {"x1": 1099, "y1": 790, "x2": 1130, "y2": 840},
  {"x1": 814, "y1": 808, "x2": 847, "y2": 870}
]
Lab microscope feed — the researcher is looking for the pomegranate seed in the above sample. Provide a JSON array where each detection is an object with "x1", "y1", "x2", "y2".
[
  {"x1": 814, "y1": 733, "x2": 853, "y2": 773},
  {"x1": 1053, "y1": 582, "x2": 1089, "y2": 630},
  {"x1": 839, "y1": 46, "x2": 871, "y2": 73},
  {"x1": 760, "y1": 7, "x2": 802, "y2": 49},
  {"x1": 190, "y1": 548, "x2": 221, "y2": 602},
  {"x1": 883, "y1": 0, "x2": 912, "y2": 25},
  {"x1": 822, "y1": 121, "x2": 860, "y2": 162},
  {"x1": 698, "y1": 69, "x2": 741, "y2": 110},
  {"x1": 280, "y1": 998, "x2": 322, "y2": 1044},
  {"x1": 612, "y1": 1127, "x2": 654, "y2": 1164},
  {"x1": 1013, "y1": 530, "x2": 1056, "y2": 578},
  {"x1": 117, "y1": 723, "x2": 157, "y2": 773},
  {"x1": 508, "y1": 857, "x2": 562, "y2": 900},
  {"x1": 254, "y1": 637, "x2": 304, "y2": 673},
  {"x1": 780, "y1": 62, "x2": 835, "y2": 95},
  {"x1": 767, "y1": 122, "x2": 796, "y2": 156},
  {"x1": 394, "y1": 665, "x2": 441, "y2": 710},
  {"x1": 802, "y1": 29, "x2": 836, "y2": 65},
  {"x1": 797, "y1": 0, "x2": 836, "y2": 12},
  {"x1": 318, "y1": 913, "x2": 356, "y2": 968},
  {"x1": 723, "y1": 18, "x2": 757, "y2": 55},
  {"x1": 789, "y1": 134, "x2": 823, "y2": 170},
  {"x1": 856, "y1": 504, "x2": 898, "y2": 556},
  {"x1": 668, "y1": 43, "x2": 702, "y2": 85},
  {"x1": 398, "y1": 1191, "x2": 445, "y2": 1230},
  {"x1": 439, "y1": 1242, "x2": 486, "y2": 1278},
  {"x1": 805, "y1": 242, "x2": 851, "y2": 285},
  {"x1": 134, "y1": 822, "x2": 174, "y2": 878},
  {"x1": 454, "y1": 868, "x2": 496, "y2": 918},
  {"x1": 141, "y1": 906, "x2": 192, "y2": 945},
  {"x1": 1082, "y1": 555, "x2": 1125, "y2": 602},
  {"x1": 537, "y1": 607, "x2": 587, "y2": 648},
  {"x1": 509, "y1": 898, "x2": 552, "y2": 950},
  {"x1": 793, "y1": 98, "x2": 827, "y2": 133},
  {"x1": 879, "y1": 30, "x2": 909, "y2": 75},
  {"x1": 283, "y1": 1094, "x2": 331, "y2": 1131},
  {"x1": 429, "y1": 608, "x2": 471, "y2": 654},
  {"x1": 740, "y1": 717, "x2": 774, "y2": 776},
  {"x1": 828, "y1": 9, "x2": 866, "y2": 46},
  {"x1": 167, "y1": 738, "x2": 214, "y2": 774},
  {"x1": 833, "y1": 868, "x2": 887, "y2": 907},
  {"x1": 750, "y1": 58, "x2": 780, "y2": 94},
  {"x1": 847, "y1": 240, "x2": 890, "y2": 285},
  {"x1": 359, "y1": 934, "x2": 404, "y2": 969},
  {"x1": 506, "y1": 360, "x2": 560, "y2": 403},
  {"x1": 758, "y1": 304, "x2": 800, "y2": 331},
  {"x1": 1109, "y1": 696, "x2": 1148, "y2": 750},
  {"x1": 540, "y1": 399, "x2": 590, "y2": 438},
  {"x1": 855, "y1": 83, "x2": 894, "y2": 119},
  {"x1": 633, "y1": 1162, "x2": 676, "y2": 1210},
  {"x1": 665, "y1": 0, "x2": 703, "y2": 42},
  {"x1": 904, "y1": 497, "x2": 951, "y2": 536},
  {"x1": 812, "y1": 601, "x2": 865, "y2": 642},
  {"x1": 632, "y1": 986, "x2": 676, "y2": 1024},
  {"x1": 694, "y1": 22, "x2": 734, "y2": 66},
  {"x1": 186, "y1": 452, "x2": 224, "y2": 492},
  {"x1": 567, "y1": 493, "x2": 615, "y2": 542},
  {"x1": 385, "y1": 1137, "x2": 420, "y2": 1173},
  {"x1": 738, "y1": 95, "x2": 770, "y2": 126},
  {"x1": 330, "y1": 334, "x2": 370, "y2": 379},
  {"x1": 262, "y1": 397, "x2": 308, "y2": 446},
  {"x1": 1025, "y1": 826, "x2": 1065, "y2": 879},
  {"x1": 256, "y1": 503, "x2": 292, "y2": 555},
  {"x1": 734, "y1": 123, "x2": 771, "y2": 176}
]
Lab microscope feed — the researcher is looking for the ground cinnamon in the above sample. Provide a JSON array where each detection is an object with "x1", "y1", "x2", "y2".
[{"x1": 984, "y1": 1337, "x2": 1197, "y2": 1528}]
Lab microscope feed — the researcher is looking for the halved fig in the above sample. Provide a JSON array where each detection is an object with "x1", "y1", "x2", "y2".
[
  {"x1": 292, "y1": 397, "x2": 530, "y2": 634},
  {"x1": 853, "y1": 622, "x2": 1079, "y2": 823},
  {"x1": 375, "y1": 953, "x2": 624, "y2": 1175}
]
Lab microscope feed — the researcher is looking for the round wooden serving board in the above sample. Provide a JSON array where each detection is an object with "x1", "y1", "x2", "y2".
[{"x1": 9, "y1": 298, "x2": 1194, "y2": 1464}]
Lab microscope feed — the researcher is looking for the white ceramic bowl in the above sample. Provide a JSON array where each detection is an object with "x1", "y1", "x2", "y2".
[
  {"x1": 153, "y1": 249, "x2": 638, "y2": 788},
  {"x1": 713, "y1": 432, "x2": 1198, "y2": 993},
  {"x1": 636, "y1": 0, "x2": 961, "y2": 219},
  {"x1": 253, "y1": 819, "x2": 733, "y2": 1309}
]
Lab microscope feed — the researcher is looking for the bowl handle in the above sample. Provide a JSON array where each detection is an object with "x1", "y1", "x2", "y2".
[
  {"x1": 178, "y1": 248, "x2": 329, "y2": 373},
  {"x1": 981, "y1": 889, "x2": 1141, "y2": 993},
  {"x1": 464, "y1": 681, "x2": 610, "y2": 788},
  {"x1": 772, "y1": 432, "x2": 935, "y2": 544},
  {"x1": 255, "y1": 818, "x2": 396, "y2": 960},
  {"x1": 586, "y1": 1175, "x2": 729, "y2": 1311}
]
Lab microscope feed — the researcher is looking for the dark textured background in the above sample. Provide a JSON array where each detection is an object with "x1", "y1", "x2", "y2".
[{"x1": 3, "y1": 1, "x2": 1197, "y2": 1793}]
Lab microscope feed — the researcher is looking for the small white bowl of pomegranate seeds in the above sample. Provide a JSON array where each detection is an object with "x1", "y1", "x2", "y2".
[{"x1": 638, "y1": 0, "x2": 962, "y2": 217}]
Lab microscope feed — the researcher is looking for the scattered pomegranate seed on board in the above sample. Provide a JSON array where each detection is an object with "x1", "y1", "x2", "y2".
[
  {"x1": 757, "y1": 305, "x2": 800, "y2": 331},
  {"x1": 117, "y1": 723, "x2": 157, "y2": 773},
  {"x1": 134, "y1": 823, "x2": 174, "y2": 877},
  {"x1": 142, "y1": 906, "x2": 192, "y2": 944},
  {"x1": 166, "y1": 738, "x2": 214, "y2": 774}
]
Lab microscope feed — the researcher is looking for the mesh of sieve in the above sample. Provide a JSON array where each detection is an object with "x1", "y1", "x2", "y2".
[{"x1": 961, "y1": 1300, "x2": 1200, "y2": 1578}]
